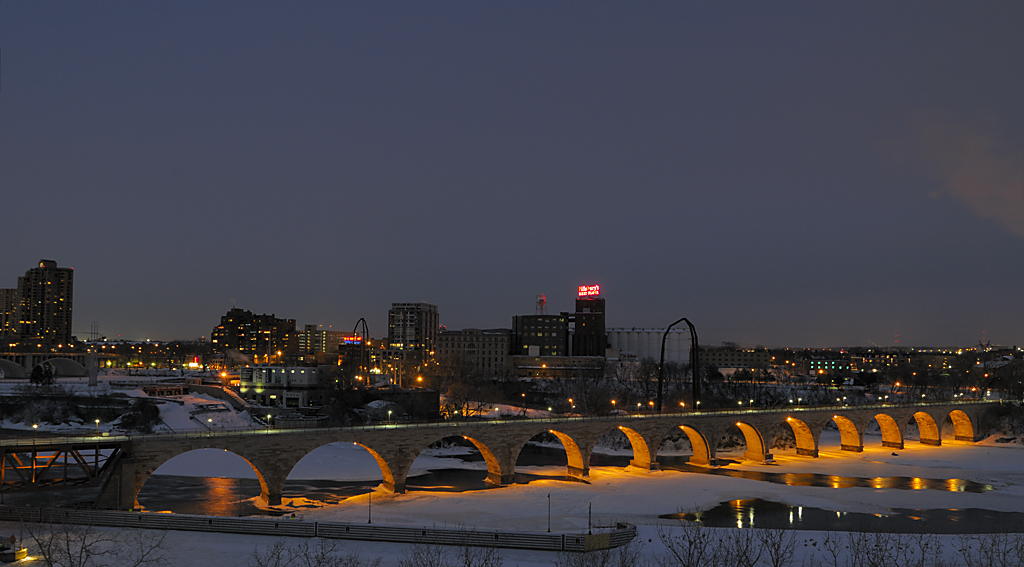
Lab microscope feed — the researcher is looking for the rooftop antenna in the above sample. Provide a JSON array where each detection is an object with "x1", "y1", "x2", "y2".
[{"x1": 536, "y1": 294, "x2": 547, "y2": 315}]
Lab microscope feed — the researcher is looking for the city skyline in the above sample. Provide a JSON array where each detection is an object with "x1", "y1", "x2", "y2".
[{"x1": 1, "y1": 3, "x2": 1021, "y2": 348}]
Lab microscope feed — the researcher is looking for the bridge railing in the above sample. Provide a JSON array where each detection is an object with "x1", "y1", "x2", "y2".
[{"x1": 0, "y1": 399, "x2": 999, "y2": 447}]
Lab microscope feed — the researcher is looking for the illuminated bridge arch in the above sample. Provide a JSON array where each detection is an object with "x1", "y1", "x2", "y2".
[
  {"x1": 544, "y1": 429, "x2": 588, "y2": 478},
  {"x1": 913, "y1": 412, "x2": 941, "y2": 446},
  {"x1": 785, "y1": 416, "x2": 819, "y2": 457},
  {"x1": 831, "y1": 415, "x2": 863, "y2": 452},
  {"x1": 673, "y1": 424, "x2": 713, "y2": 465},
  {"x1": 874, "y1": 413, "x2": 904, "y2": 449},
  {"x1": 948, "y1": 410, "x2": 975, "y2": 442},
  {"x1": 616, "y1": 426, "x2": 655, "y2": 470},
  {"x1": 731, "y1": 421, "x2": 770, "y2": 463}
]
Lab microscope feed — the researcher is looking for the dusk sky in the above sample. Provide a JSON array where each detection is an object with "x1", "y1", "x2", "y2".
[{"x1": 2, "y1": 3, "x2": 1021, "y2": 348}]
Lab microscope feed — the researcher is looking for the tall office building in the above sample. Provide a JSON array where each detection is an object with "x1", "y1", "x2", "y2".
[
  {"x1": 14, "y1": 260, "x2": 74, "y2": 344},
  {"x1": 387, "y1": 302, "x2": 439, "y2": 361}
]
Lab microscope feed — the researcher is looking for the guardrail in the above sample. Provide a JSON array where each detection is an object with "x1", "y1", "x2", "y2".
[
  {"x1": 0, "y1": 506, "x2": 636, "y2": 552},
  {"x1": 0, "y1": 399, "x2": 1000, "y2": 447}
]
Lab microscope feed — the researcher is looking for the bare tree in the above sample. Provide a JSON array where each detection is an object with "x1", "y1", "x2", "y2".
[
  {"x1": 22, "y1": 518, "x2": 168, "y2": 567},
  {"x1": 251, "y1": 538, "x2": 381, "y2": 567},
  {"x1": 724, "y1": 527, "x2": 764, "y2": 567},
  {"x1": 655, "y1": 519, "x2": 720, "y2": 567},
  {"x1": 554, "y1": 538, "x2": 648, "y2": 567},
  {"x1": 956, "y1": 532, "x2": 1024, "y2": 567},
  {"x1": 758, "y1": 527, "x2": 797, "y2": 567},
  {"x1": 397, "y1": 540, "x2": 502, "y2": 567}
]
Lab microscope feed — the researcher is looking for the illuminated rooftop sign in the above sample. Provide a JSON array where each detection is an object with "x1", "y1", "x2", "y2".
[{"x1": 578, "y1": 284, "x2": 601, "y2": 298}]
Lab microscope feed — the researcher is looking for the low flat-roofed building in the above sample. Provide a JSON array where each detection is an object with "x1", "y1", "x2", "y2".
[
  {"x1": 700, "y1": 348, "x2": 770, "y2": 368},
  {"x1": 508, "y1": 354, "x2": 605, "y2": 379},
  {"x1": 239, "y1": 365, "x2": 327, "y2": 408}
]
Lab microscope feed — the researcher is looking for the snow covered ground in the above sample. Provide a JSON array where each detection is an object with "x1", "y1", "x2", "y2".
[{"x1": 6, "y1": 437, "x2": 1023, "y2": 566}]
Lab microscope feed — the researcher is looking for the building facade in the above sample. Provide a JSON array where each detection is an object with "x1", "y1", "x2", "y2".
[
  {"x1": 606, "y1": 328, "x2": 690, "y2": 363},
  {"x1": 572, "y1": 297, "x2": 606, "y2": 357},
  {"x1": 297, "y1": 324, "x2": 353, "y2": 355},
  {"x1": 512, "y1": 314, "x2": 568, "y2": 356},
  {"x1": 507, "y1": 354, "x2": 605, "y2": 380},
  {"x1": 10, "y1": 260, "x2": 74, "y2": 345},
  {"x1": 238, "y1": 365, "x2": 326, "y2": 407},
  {"x1": 701, "y1": 347, "x2": 771, "y2": 369},
  {"x1": 211, "y1": 308, "x2": 296, "y2": 363},
  {"x1": 0, "y1": 288, "x2": 17, "y2": 338},
  {"x1": 436, "y1": 328, "x2": 511, "y2": 375},
  {"x1": 387, "y1": 303, "x2": 439, "y2": 361}
]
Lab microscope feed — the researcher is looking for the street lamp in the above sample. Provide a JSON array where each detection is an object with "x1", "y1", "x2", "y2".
[{"x1": 95, "y1": 419, "x2": 100, "y2": 435}]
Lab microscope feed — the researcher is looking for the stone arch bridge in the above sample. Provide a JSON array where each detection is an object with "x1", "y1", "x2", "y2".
[{"x1": 93, "y1": 400, "x2": 999, "y2": 510}]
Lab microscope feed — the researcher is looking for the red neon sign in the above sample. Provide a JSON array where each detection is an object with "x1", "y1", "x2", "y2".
[{"x1": 578, "y1": 284, "x2": 601, "y2": 298}]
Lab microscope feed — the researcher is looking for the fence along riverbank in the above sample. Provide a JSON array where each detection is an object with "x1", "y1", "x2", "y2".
[{"x1": 0, "y1": 506, "x2": 636, "y2": 552}]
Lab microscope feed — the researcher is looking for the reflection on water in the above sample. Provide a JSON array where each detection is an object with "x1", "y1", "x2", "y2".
[
  {"x1": 660, "y1": 498, "x2": 1024, "y2": 534},
  {"x1": 134, "y1": 443, "x2": 993, "y2": 520},
  {"x1": 138, "y1": 476, "x2": 265, "y2": 516},
  {"x1": 655, "y1": 456, "x2": 993, "y2": 493}
]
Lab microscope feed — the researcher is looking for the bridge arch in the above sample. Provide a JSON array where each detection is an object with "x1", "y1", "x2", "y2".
[
  {"x1": 675, "y1": 425, "x2": 713, "y2": 465},
  {"x1": 616, "y1": 425, "x2": 654, "y2": 469},
  {"x1": 913, "y1": 412, "x2": 941, "y2": 446},
  {"x1": 730, "y1": 421, "x2": 770, "y2": 462},
  {"x1": 831, "y1": 415, "x2": 863, "y2": 452},
  {"x1": 785, "y1": 417, "x2": 818, "y2": 457},
  {"x1": 135, "y1": 448, "x2": 270, "y2": 510},
  {"x1": 948, "y1": 410, "x2": 975, "y2": 442},
  {"x1": 545, "y1": 430, "x2": 587, "y2": 478},
  {"x1": 511, "y1": 428, "x2": 591, "y2": 481},
  {"x1": 874, "y1": 413, "x2": 904, "y2": 449},
  {"x1": 280, "y1": 441, "x2": 394, "y2": 495},
  {"x1": 401, "y1": 434, "x2": 509, "y2": 490}
]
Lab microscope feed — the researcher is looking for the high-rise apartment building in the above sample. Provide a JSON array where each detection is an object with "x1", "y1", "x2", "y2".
[
  {"x1": 13, "y1": 260, "x2": 74, "y2": 344},
  {"x1": 0, "y1": 288, "x2": 17, "y2": 338},
  {"x1": 387, "y1": 303, "x2": 439, "y2": 361},
  {"x1": 211, "y1": 308, "x2": 296, "y2": 361}
]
